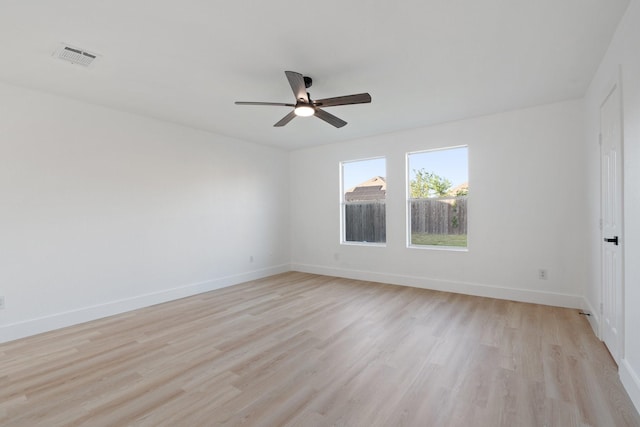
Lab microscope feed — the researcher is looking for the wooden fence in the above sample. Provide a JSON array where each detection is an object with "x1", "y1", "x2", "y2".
[
  {"x1": 410, "y1": 197, "x2": 467, "y2": 235},
  {"x1": 344, "y1": 201, "x2": 386, "y2": 243},
  {"x1": 344, "y1": 197, "x2": 467, "y2": 242}
]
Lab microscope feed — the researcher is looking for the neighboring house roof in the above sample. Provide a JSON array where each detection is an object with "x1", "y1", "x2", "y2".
[
  {"x1": 345, "y1": 176, "x2": 386, "y2": 201},
  {"x1": 448, "y1": 182, "x2": 469, "y2": 196}
]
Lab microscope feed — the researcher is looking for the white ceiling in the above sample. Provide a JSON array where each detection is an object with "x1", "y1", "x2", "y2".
[{"x1": 0, "y1": 0, "x2": 629, "y2": 150}]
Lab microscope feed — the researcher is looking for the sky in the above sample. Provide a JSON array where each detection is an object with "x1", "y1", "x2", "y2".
[{"x1": 342, "y1": 146, "x2": 468, "y2": 191}]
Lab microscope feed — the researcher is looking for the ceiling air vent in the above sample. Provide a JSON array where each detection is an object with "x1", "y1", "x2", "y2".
[{"x1": 54, "y1": 44, "x2": 100, "y2": 67}]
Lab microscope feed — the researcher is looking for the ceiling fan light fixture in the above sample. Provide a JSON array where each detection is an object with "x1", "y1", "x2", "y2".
[{"x1": 294, "y1": 105, "x2": 315, "y2": 117}]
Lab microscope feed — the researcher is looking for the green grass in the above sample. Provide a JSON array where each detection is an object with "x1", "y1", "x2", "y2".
[{"x1": 411, "y1": 233, "x2": 467, "y2": 247}]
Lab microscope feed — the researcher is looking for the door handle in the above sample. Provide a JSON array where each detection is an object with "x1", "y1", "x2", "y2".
[{"x1": 604, "y1": 236, "x2": 619, "y2": 245}]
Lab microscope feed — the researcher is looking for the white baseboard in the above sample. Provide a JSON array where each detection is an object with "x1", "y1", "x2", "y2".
[
  {"x1": 1, "y1": 263, "x2": 587, "y2": 343},
  {"x1": 0, "y1": 264, "x2": 290, "y2": 344},
  {"x1": 620, "y1": 359, "x2": 640, "y2": 415},
  {"x1": 291, "y1": 263, "x2": 583, "y2": 309},
  {"x1": 581, "y1": 297, "x2": 601, "y2": 338}
]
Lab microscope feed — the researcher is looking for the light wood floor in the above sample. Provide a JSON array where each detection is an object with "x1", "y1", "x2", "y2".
[{"x1": 1, "y1": 272, "x2": 639, "y2": 426}]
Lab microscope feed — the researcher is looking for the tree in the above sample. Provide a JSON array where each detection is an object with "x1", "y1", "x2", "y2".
[
  {"x1": 455, "y1": 187, "x2": 468, "y2": 196},
  {"x1": 409, "y1": 169, "x2": 452, "y2": 198}
]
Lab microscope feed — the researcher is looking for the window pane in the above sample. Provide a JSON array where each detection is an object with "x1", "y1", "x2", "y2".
[
  {"x1": 342, "y1": 158, "x2": 386, "y2": 244},
  {"x1": 407, "y1": 147, "x2": 468, "y2": 248}
]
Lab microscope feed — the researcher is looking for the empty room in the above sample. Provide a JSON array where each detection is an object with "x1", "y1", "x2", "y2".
[{"x1": 2, "y1": 0, "x2": 640, "y2": 426}]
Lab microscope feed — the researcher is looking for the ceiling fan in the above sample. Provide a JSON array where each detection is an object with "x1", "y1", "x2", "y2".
[{"x1": 235, "y1": 71, "x2": 372, "y2": 128}]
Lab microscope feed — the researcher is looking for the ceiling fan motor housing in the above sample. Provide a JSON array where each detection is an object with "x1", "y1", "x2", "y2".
[{"x1": 303, "y1": 76, "x2": 312, "y2": 88}]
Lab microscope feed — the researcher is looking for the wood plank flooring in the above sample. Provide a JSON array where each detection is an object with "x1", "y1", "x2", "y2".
[{"x1": 1, "y1": 272, "x2": 639, "y2": 426}]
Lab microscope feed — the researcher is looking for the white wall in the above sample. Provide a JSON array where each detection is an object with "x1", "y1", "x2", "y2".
[
  {"x1": 585, "y1": 0, "x2": 640, "y2": 411},
  {"x1": 0, "y1": 82, "x2": 290, "y2": 342},
  {"x1": 290, "y1": 99, "x2": 587, "y2": 308}
]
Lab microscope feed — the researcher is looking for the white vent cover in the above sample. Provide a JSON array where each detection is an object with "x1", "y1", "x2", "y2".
[{"x1": 54, "y1": 44, "x2": 100, "y2": 67}]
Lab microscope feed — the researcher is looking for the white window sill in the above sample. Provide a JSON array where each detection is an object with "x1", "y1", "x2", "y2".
[
  {"x1": 407, "y1": 245, "x2": 468, "y2": 252},
  {"x1": 341, "y1": 241, "x2": 387, "y2": 248}
]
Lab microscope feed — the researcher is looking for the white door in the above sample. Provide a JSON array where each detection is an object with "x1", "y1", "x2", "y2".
[{"x1": 600, "y1": 80, "x2": 623, "y2": 364}]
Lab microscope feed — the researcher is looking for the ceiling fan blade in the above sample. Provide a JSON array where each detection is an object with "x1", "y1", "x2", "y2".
[
  {"x1": 314, "y1": 108, "x2": 347, "y2": 128},
  {"x1": 274, "y1": 110, "x2": 297, "y2": 127},
  {"x1": 285, "y1": 71, "x2": 309, "y2": 103},
  {"x1": 313, "y1": 93, "x2": 372, "y2": 108},
  {"x1": 235, "y1": 101, "x2": 295, "y2": 107}
]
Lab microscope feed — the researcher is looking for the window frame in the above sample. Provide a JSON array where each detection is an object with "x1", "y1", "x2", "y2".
[
  {"x1": 340, "y1": 157, "x2": 387, "y2": 246},
  {"x1": 406, "y1": 146, "x2": 469, "y2": 251}
]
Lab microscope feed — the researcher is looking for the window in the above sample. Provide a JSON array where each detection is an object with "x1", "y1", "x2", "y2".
[
  {"x1": 341, "y1": 157, "x2": 386, "y2": 244},
  {"x1": 407, "y1": 147, "x2": 468, "y2": 248}
]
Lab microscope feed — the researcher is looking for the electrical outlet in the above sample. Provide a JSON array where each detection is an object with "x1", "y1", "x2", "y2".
[
  {"x1": 0, "y1": 296, "x2": 5, "y2": 309},
  {"x1": 538, "y1": 269, "x2": 548, "y2": 280}
]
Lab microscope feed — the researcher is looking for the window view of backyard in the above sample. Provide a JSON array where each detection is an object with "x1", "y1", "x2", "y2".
[
  {"x1": 408, "y1": 147, "x2": 468, "y2": 248},
  {"x1": 340, "y1": 149, "x2": 467, "y2": 248},
  {"x1": 341, "y1": 158, "x2": 386, "y2": 244}
]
